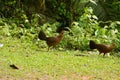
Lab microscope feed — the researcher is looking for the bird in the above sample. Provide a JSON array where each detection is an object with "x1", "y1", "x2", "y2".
[
  {"x1": 89, "y1": 40, "x2": 115, "y2": 56},
  {"x1": 38, "y1": 30, "x2": 64, "y2": 51}
]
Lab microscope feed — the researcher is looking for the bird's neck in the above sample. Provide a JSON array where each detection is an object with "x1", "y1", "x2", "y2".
[{"x1": 57, "y1": 32, "x2": 64, "y2": 40}]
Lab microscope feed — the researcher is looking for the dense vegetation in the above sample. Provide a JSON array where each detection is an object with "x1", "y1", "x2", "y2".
[
  {"x1": 0, "y1": 0, "x2": 120, "y2": 79},
  {"x1": 1, "y1": 0, "x2": 120, "y2": 54}
]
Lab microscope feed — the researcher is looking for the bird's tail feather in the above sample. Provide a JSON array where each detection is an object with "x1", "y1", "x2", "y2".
[
  {"x1": 38, "y1": 30, "x2": 47, "y2": 40},
  {"x1": 89, "y1": 40, "x2": 96, "y2": 49}
]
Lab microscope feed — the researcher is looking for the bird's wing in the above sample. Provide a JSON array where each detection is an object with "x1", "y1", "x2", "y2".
[{"x1": 46, "y1": 37, "x2": 57, "y2": 43}]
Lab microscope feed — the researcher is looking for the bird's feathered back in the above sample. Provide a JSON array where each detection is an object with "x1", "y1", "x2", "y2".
[
  {"x1": 38, "y1": 30, "x2": 64, "y2": 51},
  {"x1": 89, "y1": 40, "x2": 96, "y2": 49},
  {"x1": 89, "y1": 40, "x2": 116, "y2": 56},
  {"x1": 38, "y1": 30, "x2": 47, "y2": 40}
]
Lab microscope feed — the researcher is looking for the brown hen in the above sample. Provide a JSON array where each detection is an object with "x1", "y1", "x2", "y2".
[
  {"x1": 38, "y1": 30, "x2": 64, "y2": 51},
  {"x1": 89, "y1": 40, "x2": 115, "y2": 56}
]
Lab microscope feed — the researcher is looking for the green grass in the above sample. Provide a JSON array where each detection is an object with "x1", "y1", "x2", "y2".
[{"x1": 0, "y1": 37, "x2": 120, "y2": 80}]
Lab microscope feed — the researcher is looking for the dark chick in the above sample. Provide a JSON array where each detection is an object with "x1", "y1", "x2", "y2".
[
  {"x1": 89, "y1": 40, "x2": 115, "y2": 56},
  {"x1": 38, "y1": 30, "x2": 64, "y2": 51}
]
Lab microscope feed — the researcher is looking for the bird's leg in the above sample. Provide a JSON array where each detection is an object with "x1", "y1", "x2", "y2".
[
  {"x1": 99, "y1": 52, "x2": 102, "y2": 55},
  {"x1": 103, "y1": 53, "x2": 106, "y2": 57},
  {"x1": 47, "y1": 47, "x2": 50, "y2": 51},
  {"x1": 53, "y1": 46, "x2": 56, "y2": 51},
  {"x1": 51, "y1": 46, "x2": 56, "y2": 51}
]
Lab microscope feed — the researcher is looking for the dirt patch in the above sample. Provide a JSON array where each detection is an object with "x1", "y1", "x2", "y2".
[
  {"x1": 81, "y1": 75, "x2": 93, "y2": 80},
  {"x1": 60, "y1": 73, "x2": 93, "y2": 80}
]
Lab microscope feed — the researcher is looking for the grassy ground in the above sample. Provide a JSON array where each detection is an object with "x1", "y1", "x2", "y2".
[{"x1": 0, "y1": 37, "x2": 120, "y2": 80}]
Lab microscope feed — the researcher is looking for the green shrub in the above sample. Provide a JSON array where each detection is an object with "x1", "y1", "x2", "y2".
[
  {"x1": 0, "y1": 7, "x2": 120, "y2": 54},
  {"x1": 59, "y1": 7, "x2": 120, "y2": 52}
]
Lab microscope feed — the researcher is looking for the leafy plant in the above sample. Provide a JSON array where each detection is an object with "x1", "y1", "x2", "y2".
[{"x1": 59, "y1": 7, "x2": 120, "y2": 53}]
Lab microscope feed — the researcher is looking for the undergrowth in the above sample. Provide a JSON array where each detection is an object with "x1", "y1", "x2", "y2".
[{"x1": 0, "y1": 7, "x2": 120, "y2": 55}]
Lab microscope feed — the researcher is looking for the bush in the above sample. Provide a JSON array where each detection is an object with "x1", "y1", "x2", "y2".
[
  {"x1": 59, "y1": 7, "x2": 120, "y2": 52},
  {"x1": 0, "y1": 7, "x2": 120, "y2": 54}
]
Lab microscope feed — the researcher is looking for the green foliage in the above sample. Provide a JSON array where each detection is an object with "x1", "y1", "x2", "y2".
[
  {"x1": 1, "y1": 1, "x2": 120, "y2": 79},
  {"x1": 0, "y1": 6, "x2": 120, "y2": 56},
  {"x1": 59, "y1": 7, "x2": 120, "y2": 52},
  {"x1": 91, "y1": 0, "x2": 120, "y2": 21}
]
